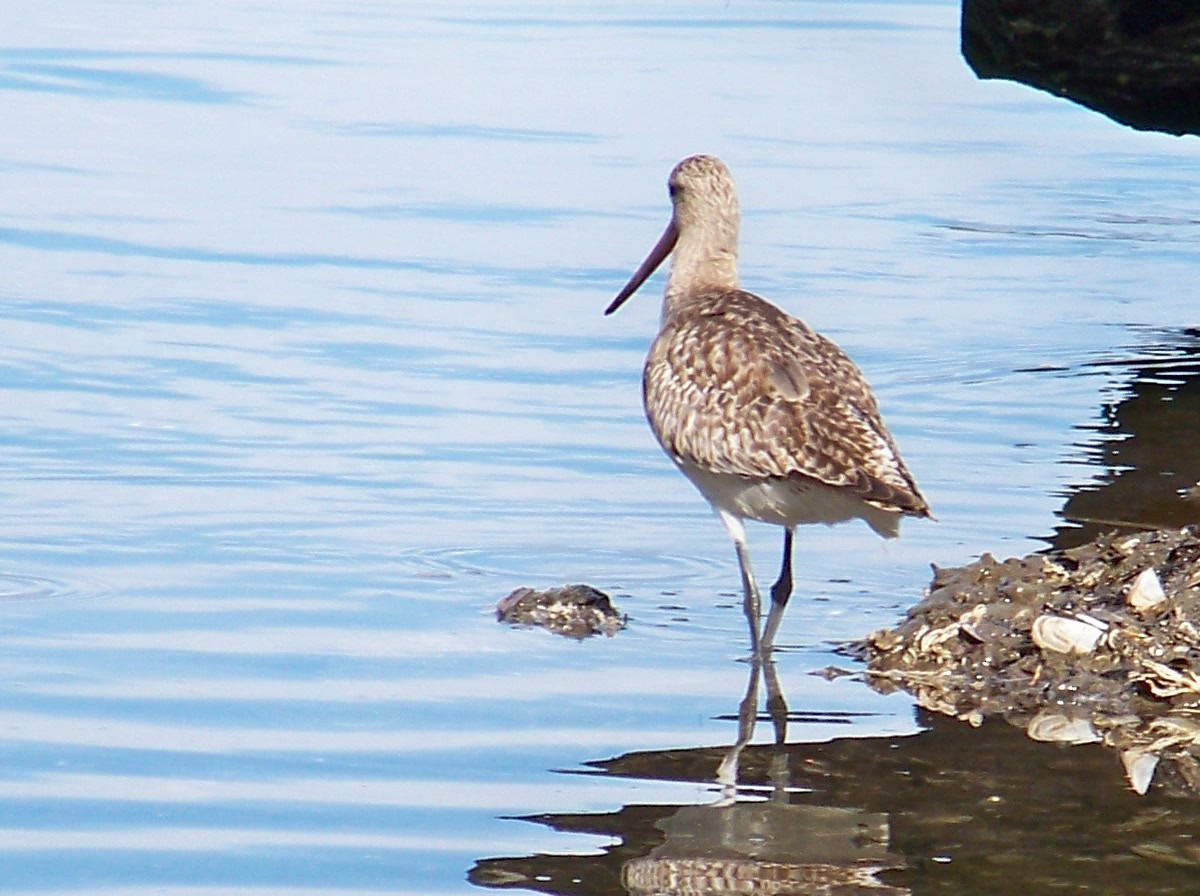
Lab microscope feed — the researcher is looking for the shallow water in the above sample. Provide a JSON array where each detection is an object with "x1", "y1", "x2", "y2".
[{"x1": 2, "y1": 1, "x2": 1200, "y2": 893}]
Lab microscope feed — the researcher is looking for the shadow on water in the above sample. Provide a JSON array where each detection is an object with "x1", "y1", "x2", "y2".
[
  {"x1": 1053, "y1": 327, "x2": 1200, "y2": 549},
  {"x1": 470, "y1": 651, "x2": 1200, "y2": 894},
  {"x1": 471, "y1": 328, "x2": 1200, "y2": 895}
]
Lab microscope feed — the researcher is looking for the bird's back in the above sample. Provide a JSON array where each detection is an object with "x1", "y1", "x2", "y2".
[{"x1": 642, "y1": 289, "x2": 929, "y2": 519}]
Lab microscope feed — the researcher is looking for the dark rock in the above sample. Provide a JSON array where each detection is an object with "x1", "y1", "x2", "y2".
[
  {"x1": 962, "y1": 0, "x2": 1200, "y2": 135},
  {"x1": 496, "y1": 584, "x2": 626, "y2": 639}
]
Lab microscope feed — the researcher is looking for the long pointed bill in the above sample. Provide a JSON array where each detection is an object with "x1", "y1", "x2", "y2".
[{"x1": 603, "y1": 218, "x2": 679, "y2": 315}]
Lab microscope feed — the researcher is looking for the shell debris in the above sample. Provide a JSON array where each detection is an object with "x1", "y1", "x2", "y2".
[
  {"x1": 848, "y1": 525, "x2": 1200, "y2": 797},
  {"x1": 1127, "y1": 567, "x2": 1168, "y2": 611},
  {"x1": 1031, "y1": 614, "x2": 1105, "y2": 655}
]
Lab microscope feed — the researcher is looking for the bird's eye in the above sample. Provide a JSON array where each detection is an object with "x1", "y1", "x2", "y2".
[{"x1": 668, "y1": 183, "x2": 680, "y2": 198}]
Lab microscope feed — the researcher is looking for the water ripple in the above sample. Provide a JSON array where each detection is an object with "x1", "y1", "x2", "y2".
[
  {"x1": 391, "y1": 545, "x2": 728, "y2": 584},
  {"x1": 0, "y1": 571, "x2": 100, "y2": 602},
  {"x1": 0, "y1": 62, "x2": 246, "y2": 103}
]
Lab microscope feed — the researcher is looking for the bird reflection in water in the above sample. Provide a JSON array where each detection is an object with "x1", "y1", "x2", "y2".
[
  {"x1": 468, "y1": 650, "x2": 907, "y2": 896},
  {"x1": 623, "y1": 652, "x2": 906, "y2": 896}
]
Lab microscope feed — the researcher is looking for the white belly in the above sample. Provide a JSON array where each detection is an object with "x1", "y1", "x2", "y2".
[{"x1": 676, "y1": 459, "x2": 901, "y2": 539}]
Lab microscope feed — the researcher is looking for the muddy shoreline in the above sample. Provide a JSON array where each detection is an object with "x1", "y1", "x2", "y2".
[{"x1": 850, "y1": 525, "x2": 1200, "y2": 794}]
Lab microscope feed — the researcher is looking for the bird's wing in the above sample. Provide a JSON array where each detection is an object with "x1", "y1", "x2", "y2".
[{"x1": 643, "y1": 293, "x2": 928, "y2": 515}]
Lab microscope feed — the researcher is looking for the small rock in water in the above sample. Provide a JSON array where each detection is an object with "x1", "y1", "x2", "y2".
[{"x1": 496, "y1": 584, "x2": 626, "y2": 639}]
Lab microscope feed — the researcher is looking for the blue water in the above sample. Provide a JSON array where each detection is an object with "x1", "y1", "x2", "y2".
[{"x1": 2, "y1": 1, "x2": 1199, "y2": 892}]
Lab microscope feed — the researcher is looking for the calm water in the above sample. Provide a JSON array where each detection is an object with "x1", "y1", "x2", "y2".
[{"x1": 2, "y1": 1, "x2": 1200, "y2": 893}]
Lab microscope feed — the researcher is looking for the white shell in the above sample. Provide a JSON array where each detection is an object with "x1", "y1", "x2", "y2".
[
  {"x1": 1025, "y1": 710, "x2": 1100, "y2": 745},
  {"x1": 1121, "y1": 749, "x2": 1159, "y2": 795},
  {"x1": 1126, "y1": 568, "x2": 1167, "y2": 611},
  {"x1": 1031, "y1": 614, "x2": 1104, "y2": 655}
]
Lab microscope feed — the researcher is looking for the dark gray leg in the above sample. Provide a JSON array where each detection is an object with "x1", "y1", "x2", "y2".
[
  {"x1": 770, "y1": 528, "x2": 794, "y2": 607},
  {"x1": 762, "y1": 528, "x2": 794, "y2": 654}
]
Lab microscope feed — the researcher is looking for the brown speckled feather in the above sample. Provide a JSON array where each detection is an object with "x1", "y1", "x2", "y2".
[{"x1": 644, "y1": 288, "x2": 928, "y2": 516}]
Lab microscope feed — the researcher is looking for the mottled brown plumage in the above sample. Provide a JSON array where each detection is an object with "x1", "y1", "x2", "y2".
[
  {"x1": 645, "y1": 289, "x2": 926, "y2": 523},
  {"x1": 605, "y1": 155, "x2": 929, "y2": 653}
]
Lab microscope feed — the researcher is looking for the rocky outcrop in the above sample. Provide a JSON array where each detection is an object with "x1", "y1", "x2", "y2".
[{"x1": 962, "y1": 0, "x2": 1200, "y2": 135}]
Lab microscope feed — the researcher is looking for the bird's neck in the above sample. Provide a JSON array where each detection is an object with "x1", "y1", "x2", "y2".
[{"x1": 662, "y1": 228, "x2": 739, "y2": 320}]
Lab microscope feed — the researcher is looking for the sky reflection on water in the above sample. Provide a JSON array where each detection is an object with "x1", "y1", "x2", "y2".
[{"x1": 1, "y1": 1, "x2": 1199, "y2": 893}]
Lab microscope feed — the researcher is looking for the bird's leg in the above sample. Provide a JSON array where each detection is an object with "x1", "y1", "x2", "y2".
[
  {"x1": 761, "y1": 528, "x2": 794, "y2": 656},
  {"x1": 734, "y1": 539, "x2": 762, "y2": 622},
  {"x1": 717, "y1": 510, "x2": 762, "y2": 653},
  {"x1": 770, "y1": 527, "x2": 794, "y2": 607}
]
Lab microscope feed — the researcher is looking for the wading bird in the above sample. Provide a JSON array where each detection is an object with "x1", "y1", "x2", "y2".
[{"x1": 605, "y1": 155, "x2": 930, "y2": 653}]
